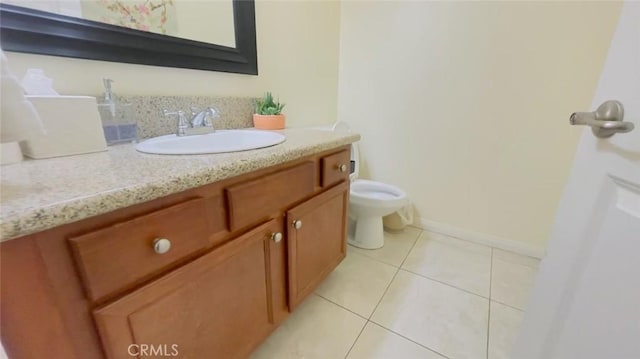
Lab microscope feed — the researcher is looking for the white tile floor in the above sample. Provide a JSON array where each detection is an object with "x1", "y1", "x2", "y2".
[{"x1": 251, "y1": 227, "x2": 540, "y2": 359}]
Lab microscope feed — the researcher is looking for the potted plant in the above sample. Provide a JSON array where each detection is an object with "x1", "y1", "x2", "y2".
[{"x1": 253, "y1": 92, "x2": 286, "y2": 130}]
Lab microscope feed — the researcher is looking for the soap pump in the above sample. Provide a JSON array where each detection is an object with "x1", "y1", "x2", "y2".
[
  {"x1": 96, "y1": 78, "x2": 137, "y2": 145},
  {"x1": 103, "y1": 78, "x2": 116, "y2": 116}
]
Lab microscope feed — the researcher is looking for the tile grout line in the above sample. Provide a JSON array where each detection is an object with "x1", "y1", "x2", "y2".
[
  {"x1": 343, "y1": 229, "x2": 424, "y2": 358},
  {"x1": 311, "y1": 294, "x2": 368, "y2": 359},
  {"x1": 343, "y1": 319, "x2": 368, "y2": 359},
  {"x1": 368, "y1": 268, "x2": 401, "y2": 320},
  {"x1": 347, "y1": 228, "x2": 423, "y2": 267},
  {"x1": 399, "y1": 267, "x2": 490, "y2": 300},
  {"x1": 348, "y1": 230, "x2": 451, "y2": 358},
  {"x1": 398, "y1": 231, "x2": 422, "y2": 268},
  {"x1": 314, "y1": 293, "x2": 369, "y2": 321},
  {"x1": 347, "y1": 249, "x2": 399, "y2": 270},
  {"x1": 487, "y1": 247, "x2": 494, "y2": 359},
  {"x1": 493, "y1": 255, "x2": 541, "y2": 270},
  {"x1": 366, "y1": 229, "x2": 422, "y2": 320},
  {"x1": 348, "y1": 230, "x2": 511, "y2": 359},
  {"x1": 344, "y1": 230, "x2": 425, "y2": 358},
  {"x1": 352, "y1": 230, "x2": 503, "y2": 302},
  {"x1": 349, "y1": 230, "x2": 423, "y2": 357},
  {"x1": 350, "y1": 252, "x2": 400, "y2": 269},
  {"x1": 490, "y1": 299, "x2": 526, "y2": 313},
  {"x1": 375, "y1": 239, "x2": 534, "y2": 311},
  {"x1": 345, "y1": 229, "x2": 530, "y2": 359},
  {"x1": 367, "y1": 321, "x2": 452, "y2": 359}
]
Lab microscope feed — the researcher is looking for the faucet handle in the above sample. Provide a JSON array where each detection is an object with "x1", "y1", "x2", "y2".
[
  {"x1": 163, "y1": 109, "x2": 180, "y2": 116},
  {"x1": 203, "y1": 107, "x2": 220, "y2": 128},
  {"x1": 189, "y1": 106, "x2": 220, "y2": 118},
  {"x1": 163, "y1": 110, "x2": 189, "y2": 136},
  {"x1": 163, "y1": 109, "x2": 188, "y2": 122},
  {"x1": 208, "y1": 106, "x2": 221, "y2": 118}
]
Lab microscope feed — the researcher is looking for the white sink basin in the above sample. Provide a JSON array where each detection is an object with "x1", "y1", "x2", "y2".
[{"x1": 136, "y1": 129, "x2": 286, "y2": 155}]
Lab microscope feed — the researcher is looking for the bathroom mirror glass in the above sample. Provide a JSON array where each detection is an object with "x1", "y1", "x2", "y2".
[{"x1": 0, "y1": 0, "x2": 257, "y2": 74}]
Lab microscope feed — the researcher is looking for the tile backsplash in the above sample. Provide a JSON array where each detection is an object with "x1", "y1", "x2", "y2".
[{"x1": 97, "y1": 95, "x2": 256, "y2": 140}]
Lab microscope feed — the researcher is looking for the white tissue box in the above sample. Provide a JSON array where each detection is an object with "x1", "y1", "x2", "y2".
[{"x1": 21, "y1": 96, "x2": 107, "y2": 159}]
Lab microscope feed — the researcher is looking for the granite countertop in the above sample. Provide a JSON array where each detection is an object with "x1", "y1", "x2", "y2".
[{"x1": 0, "y1": 128, "x2": 360, "y2": 242}]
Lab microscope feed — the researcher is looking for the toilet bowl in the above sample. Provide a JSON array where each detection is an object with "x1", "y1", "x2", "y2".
[
  {"x1": 317, "y1": 121, "x2": 410, "y2": 249},
  {"x1": 349, "y1": 179, "x2": 408, "y2": 249}
]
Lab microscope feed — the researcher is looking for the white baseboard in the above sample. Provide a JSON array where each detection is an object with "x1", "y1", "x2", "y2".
[{"x1": 418, "y1": 218, "x2": 545, "y2": 259}]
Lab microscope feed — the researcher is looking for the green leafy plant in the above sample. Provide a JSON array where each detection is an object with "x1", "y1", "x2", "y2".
[{"x1": 255, "y1": 92, "x2": 285, "y2": 115}]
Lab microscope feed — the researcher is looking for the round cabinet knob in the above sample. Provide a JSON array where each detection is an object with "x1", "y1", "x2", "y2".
[
  {"x1": 293, "y1": 220, "x2": 303, "y2": 229},
  {"x1": 338, "y1": 164, "x2": 348, "y2": 172},
  {"x1": 153, "y1": 238, "x2": 171, "y2": 254},
  {"x1": 271, "y1": 232, "x2": 283, "y2": 243}
]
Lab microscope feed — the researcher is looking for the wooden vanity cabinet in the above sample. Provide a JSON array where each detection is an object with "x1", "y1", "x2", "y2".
[
  {"x1": 93, "y1": 219, "x2": 284, "y2": 359},
  {"x1": 287, "y1": 181, "x2": 349, "y2": 310},
  {"x1": 68, "y1": 198, "x2": 215, "y2": 303},
  {"x1": 320, "y1": 149, "x2": 351, "y2": 187},
  {"x1": 0, "y1": 145, "x2": 351, "y2": 359},
  {"x1": 226, "y1": 161, "x2": 315, "y2": 232}
]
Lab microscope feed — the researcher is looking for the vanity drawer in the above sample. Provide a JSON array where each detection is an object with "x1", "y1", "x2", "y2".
[
  {"x1": 321, "y1": 149, "x2": 351, "y2": 187},
  {"x1": 68, "y1": 198, "x2": 215, "y2": 302},
  {"x1": 226, "y1": 162, "x2": 315, "y2": 231}
]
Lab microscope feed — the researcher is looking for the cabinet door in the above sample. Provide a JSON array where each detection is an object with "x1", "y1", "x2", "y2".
[
  {"x1": 93, "y1": 219, "x2": 284, "y2": 359},
  {"x1": 286, "y1": 181, "x2": 349, "y2": 310}
]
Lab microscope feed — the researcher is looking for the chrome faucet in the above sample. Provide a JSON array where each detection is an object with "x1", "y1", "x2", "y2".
[
  {"x1": 190, "y1": 107, "x2": 219, "y2": 129},
  {"x1": 163, "y1": 110, "x2": 189, "y2": 136},
  {"x1": 163, "y1": 106, "x2": 220, "y2": 136}
]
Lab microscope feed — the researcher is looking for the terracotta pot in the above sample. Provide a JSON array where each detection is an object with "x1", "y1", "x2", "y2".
[{"x1": 253, "y1": 114, "x2": 285, "y2": 130}]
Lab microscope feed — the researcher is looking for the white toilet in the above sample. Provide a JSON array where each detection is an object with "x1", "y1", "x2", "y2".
[{"x1": 347, "y1": 142, "x2": 409, "y2": 249}]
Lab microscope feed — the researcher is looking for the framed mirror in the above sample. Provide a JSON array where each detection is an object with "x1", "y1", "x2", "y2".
[{"x1": 0, "y1": 0, "x2": 257, "y2": 74}]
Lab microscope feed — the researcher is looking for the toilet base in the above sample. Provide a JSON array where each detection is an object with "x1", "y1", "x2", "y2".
[{"x1": 348, "y1": 215, "x2": 384, "y2": 249}]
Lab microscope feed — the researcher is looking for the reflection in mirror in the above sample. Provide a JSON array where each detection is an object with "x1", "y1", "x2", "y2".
[{"x1": 1, "y1": 0, "x2": 236, "y2": 47}]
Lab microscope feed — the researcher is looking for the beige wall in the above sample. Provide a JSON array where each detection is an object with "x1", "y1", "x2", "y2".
[
  {"x1": 4, "y1": 0, "x2": 341, "y2": 128},
  {"x1": 338, "y1": 1, "x2": 621, "y2": 252}
]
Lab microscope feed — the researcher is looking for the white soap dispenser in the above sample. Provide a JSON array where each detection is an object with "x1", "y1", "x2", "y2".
[{"x1": 102, "y1": 78, "x2": 117, "y2": 117}]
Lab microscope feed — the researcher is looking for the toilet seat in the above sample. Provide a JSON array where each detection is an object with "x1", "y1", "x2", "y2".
[{"x1": 350, "y1": 179, "x2": 408, "y2": 208}]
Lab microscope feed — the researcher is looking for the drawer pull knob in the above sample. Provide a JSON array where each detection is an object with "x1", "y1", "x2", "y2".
[
  {"x1": 338, "y1": 164, "x2": 347, "y2": 172},
  {"x1": 271, "y1": 232, "x2": 283, "y2": 243},
  {"x1": 153, "y1": 238, "x2": 172, "y2": 254},
  {"x1": 293, "y1": 220, "x2": 303, "y2": 229}
]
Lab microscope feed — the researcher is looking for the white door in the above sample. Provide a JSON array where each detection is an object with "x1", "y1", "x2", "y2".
[{"x1": 513, "y1": 2, "x2": 640, "y2": 359}]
